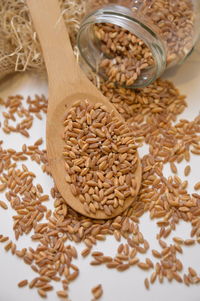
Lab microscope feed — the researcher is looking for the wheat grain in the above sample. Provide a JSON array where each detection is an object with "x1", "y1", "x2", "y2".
[
  {"x1": 91, "y1": 284, "x2": 103, "y2": 300},
  {"x1": 63, "y1": 100, "x2": 138, "y2": 216},
  {"x1": 194, "y1": 182, "x2": 200, "y2": 191},
  {"x1": 0, "y1": 200, "x2": 8, "y2": 209},
  {"x1": 144, "y1": 278, "x2": 150, "y2": 290},
  {"x1": 56, "y1": 290, "x2": 68, "y2": 298},
  {"x1": 184, "y1": 239, "x2": 195, "y2": 246},
  {"x1": 184, "y1": 165, "x2": 191, "y2": 177},
  {"x1": 18, "y1": 280, "x2": 28, "y2": 287},
  {"x1": 90, "y1": 0, "x2": 194, "y2": 87}
]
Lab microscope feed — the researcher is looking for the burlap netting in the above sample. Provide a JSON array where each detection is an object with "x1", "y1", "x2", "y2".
[{"x1": 0, "y1": 0, "x2": 85, "y2": 81}]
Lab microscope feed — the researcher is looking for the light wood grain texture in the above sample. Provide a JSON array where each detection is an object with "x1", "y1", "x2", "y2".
[{"x1": 26, "y1": 0, "x2": 142, "y2": 219}]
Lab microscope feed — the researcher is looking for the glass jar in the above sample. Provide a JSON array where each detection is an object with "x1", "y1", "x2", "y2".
[{"x1": 77, "y1": 0, "x2": 200, "y2": 88}]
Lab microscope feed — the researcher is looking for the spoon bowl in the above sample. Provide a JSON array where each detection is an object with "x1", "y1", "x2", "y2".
[{"x1": 27, "y1": 0, "x2": 142, "y2": 219}]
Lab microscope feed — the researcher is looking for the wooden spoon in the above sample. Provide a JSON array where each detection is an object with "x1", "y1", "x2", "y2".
[{"x1": 27, "y1": 0, "x2": 142, "y2": 219}]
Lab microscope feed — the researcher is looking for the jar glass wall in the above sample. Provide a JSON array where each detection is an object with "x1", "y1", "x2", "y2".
[{"x1": 77, "y1": 0, "x2": 200, "y2": 88}]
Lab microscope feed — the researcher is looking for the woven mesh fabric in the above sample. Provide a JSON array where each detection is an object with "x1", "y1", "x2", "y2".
[{"x1": 0, "y1": 32, "x2": 16, "y2": 79}]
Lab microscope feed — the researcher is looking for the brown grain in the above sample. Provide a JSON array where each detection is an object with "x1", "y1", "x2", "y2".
[
  {"x1": 0, "y1": 201, "x2": 8, "y2": 209},
  {"x1": 4, "y1": 241, "x2": 12, "y2": 251},
  {"x1": 137, "y1": 262, "x2": 149, "y2": 270},
  {"x1": 91, "y1": 284, "x2": 103, "y2": 300},
  {"x1": 144, "y1": 278, "x2": 150, "y2": 290},
  {"x1": 184, "y1": 239, "x2": 195, "y2": 246},
  {"x1": 152, "y1": 250, "x2": 161, "y2": 258},
  {"x1": 56, "y1": 291, "x2": 68, "y2": 298},
  {"x1": 184, "y1": 165, "x2": 191, "y2": 177},
  {"x1": 194, "y1": 182, "x2": 200, "y2": 191},
  {"x1": 18, "y1": 279, "x2": 28, "y2": 287},
  {"x1": 91, "y1": 0, "x2": 194, "y2": 87},
  {"x1": 129, "y1": 257, "x2": 139, "y2": 266},
  {"x1": 0, "y1": 183, "x2": 7, "y2": 191},
  {"x1": 150, "y1": 272, "x2": 157, "y2": 284},
  {"x1": 95, "y1": 23, "x2": 154, "y2": 87},
  {"x1": 146, "y1": 258, "x2": 154, "y2": 269},
  {"x1": 0, "y1": 236, "x2": 9, "y2": 243},
  {"x1": 81, "y1": 248, "x2": 91, "y2": 257},
  {"x1": 63, "y1": 100, "x2": 138, "y2": 216},
  {"x1": 68, "y1": 270, "x2": 79, "y2": 281},
  {"x1": 188, "y1": 267, "x2": 197, "y2": 277},
  {"x1": 173, "y1": 237, "x2": 184, "y2": 244},
  {"x1": 38, "y1": 289, "x2": 47, "y2": 298},
  {"x1": 117, "y1": 263, "x2": 130, "y2": 271},
  {"x1": 170, "y1": 162, "x2": 177, "y2": 174},
  {"x1": 184, "y1": 274, "x2": 190, "y2": 286},
  {"x1": 173, "y1": 272, "x2": 183, "y2": 283},
  {"x1": 29, "y1": 278, "x2": 38, "y2": 289}
]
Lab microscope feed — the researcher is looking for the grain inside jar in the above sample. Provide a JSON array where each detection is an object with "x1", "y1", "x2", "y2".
[
  {"x1": 78, "y1": 0, "x2": 199, "y2": 87},
  {"x1": 94, "y1": 23, "x2": 155, "y2": 87}
]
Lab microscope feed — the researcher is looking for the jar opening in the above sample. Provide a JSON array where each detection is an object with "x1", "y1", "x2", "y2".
[{"x1": 77, "y1": 5, "x2": 167, "y2": 88}]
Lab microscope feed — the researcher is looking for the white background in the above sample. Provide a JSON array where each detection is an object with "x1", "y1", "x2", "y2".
[{"x1": 0, "y1": 43, "x2": 200, "y2": 301}]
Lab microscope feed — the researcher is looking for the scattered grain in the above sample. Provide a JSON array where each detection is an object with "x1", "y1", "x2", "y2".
[
  {"x1": 170, "y1": 162, "x2": 177, "y2": 174},
  {"x1": 144, "y1": 278, "x2": 150, "y2": 290},
  {"x1": 18, "y1": 280, "x2": 28, "y2": 287},
  {"x1": 38, "y1": 289, "x2": 47, "y2": 298},
  {"x1": 0, "y1": 73, "x2": 200, "y2": 300},
  {"x1": 91, "y1": 284, "x2": 103, "y2": 299},
  {"x1": 194, "y1": 182, "x2": 200, "y2": 191},
  {"x1": 173, "y1": 237, "x2": 184, "y2": 244},
  {"x1": 56, "y1": 291, "x2": 68, "y2": 298},
  {"x1": 117, "y1": 263, "x2": 130, "y2": 271},
  {"x1": 0, "y1": 200, "x2": 8, "y2": 209},
  {"x1": 137, "y1": 262, "x2": 149, "y2": 270},
  {"x1": 150, "y1": 272, "x2": 157, "y2": 284},
  {"x1": 184, "y1": 166, "x2": 191, "y2": 177},
  {"x1": 184, "y1": 239, "x2": 195, "y2": 246},
  {"x1": 188, "y1": 267, "x2": 197, "y2": 277},
  {"x1": 152, "y1": 250, "x2": 161, "y2": 258}
]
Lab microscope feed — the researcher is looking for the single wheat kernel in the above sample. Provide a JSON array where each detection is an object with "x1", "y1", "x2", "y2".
[
  {"x1": 184, "y1": 165, "x2": 191, "y2": 177},
  {"x1": 194, "y1": 182, "x2": 200, "y2": 191},
  {"x1": 144, "y1": 278, "x2": 150, "y2": 290},
  {"x1": 91, "y1": 284, "x2": 103, "y2": 299},
  {"x1": 56, "y1": 290, "x2": 68, "y2": 298},
  {"x1": 18, "y1": 280, "x2": 28, "y2": 287},
  {"x1": 0, "y1": 201, "x2": 8, "y2": 209}
]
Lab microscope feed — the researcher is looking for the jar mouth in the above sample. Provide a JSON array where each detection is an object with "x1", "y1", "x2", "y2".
[{"x1": 77, "y1": 4, "x2": 167, "y2": 88}]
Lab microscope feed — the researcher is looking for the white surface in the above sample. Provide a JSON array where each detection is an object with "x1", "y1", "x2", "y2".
[{"x1": 0, "y1": 46, "x2": 200, "y2": 301}]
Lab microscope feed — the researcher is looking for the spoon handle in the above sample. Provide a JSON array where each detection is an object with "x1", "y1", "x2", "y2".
[{"x1": 27, "y1": 0, "x2": 79, "y2": 95}]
